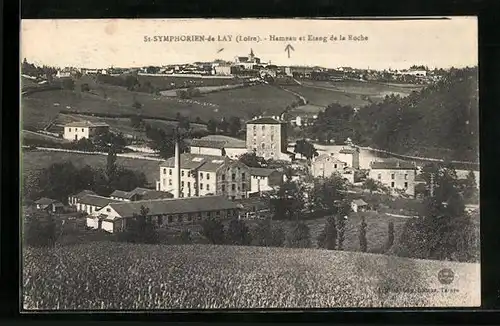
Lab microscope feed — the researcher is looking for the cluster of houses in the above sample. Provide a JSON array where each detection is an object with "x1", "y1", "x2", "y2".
[{"x1": 31, "y1": 114, "x2": 421, "y2": 234}]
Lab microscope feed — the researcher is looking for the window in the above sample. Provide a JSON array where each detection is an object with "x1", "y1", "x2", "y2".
[
  {"x1": 232, "y1": 173, "x2": 236, "y2": 180},
  {"x1": 187, "y1": 171, "x2": 190, "y2": 177},
  {"x1": 82, "y1": 128, "x2": 84, "y2": 132},
  {"x1": 334, "y1": 164, "x2": 338, "y2": 169},
  {"x1": 177, "y1": 215, "x2": 182, "y2": 223},
  {"x1": 404, "y1": 182, "x2": 408, "y2": 188},
  {"x1": 107, "y1": 208, "x2": 111, "y2": 212},
  {"x1": 378, "y1": 173, "x2": 381, "y2": 180},
  {"x1": 404, "y1": 174, "x2": 408, "y2": 180},
  {"x1": 262, "y1": 143, "x2": 265, "y2": 149},
  {"x1": 253, "y1": 125, "x2": 256, "y2": 131},
  {"x1": 169, "y1": 179, "x2": 172, "y2": 186},
  {"x1": 207, "y1": 173, "x2": 210, "y2": 180},
  {"x1": 391, "y1": 182, "x2": 395, "y2": 188},
  {"x1": 216, "y1": 211, "x2": 221, "y2": 217},
  {"x1": 206, "y1": 184, "x2": 210, "y2": 191},
  {"x1": 262, "y1": 125, "x2": 265, "y2": 131},
  {"x1": 391, "y1": 173, "x2": 395, "y2": 180},
  {"x1": 69, "y1": 128, "x2": 71, "y2": 132},
  {"x1": 163, "y1": 168, "x2": 166, "y2": 175},
  {"x1": 231, "y1": 196, "x2": 236, "y2": 200},
  {"x1": 271, "y1": 135, "x2": 274, "y2": 141},
  {"x1": 242, "y1": 173, "x2": 245, "y2": 179},
  {"x1": 169, "y1": 169, "x2": 172, "y2": 175},
  {"x1": 187, "y1": 182, "x2": 191, "y2": 188},
  {"x1": 242, "y1": 183, "x2": 246, "y2": 190},
  {"x1": 181, "y1": 181, "x2": 184, "y2": 187},
  {"x1": 200, "y1": 172, "x2": 204, "y2": 179},
  {"x1": 200, "y1": 183, "x2": 204, "y2": 190},
  {"x1": 222, "y1": 185, "x2": 225, "y2": 191},
  {"x1": 182, "y1": 170, "x2": 185, "y2": 177},
  {"x1": 187, "y1": 214, "x2": 192, "y2": 221},
  {"x1": 270, "y1": 152, "x2": 274, "y2": 156},
  {"x1": 232, "y1": 184, "x2": 236, "y2": 191},
  {"x1": 163, "y1": 179, "x2": 166, "y2": 186},
  {"x1": 222, "y1": 174, "x2": 225, "y2": 181},
  {"x1": 197, "y1": 212, "x2": 202, "y2": 220},
  {"x1": 158, "y1": 216, "x2": 163, "y2": 225},
  {"x1": 89, "y1": 206, "x2": 93, "y2": 213},
  {"x1": 242, "y1": 194, "x2": 246, "y2": 199},
  {"x1": 168, "y1": 216, "x2": 173, "y2": 223}
]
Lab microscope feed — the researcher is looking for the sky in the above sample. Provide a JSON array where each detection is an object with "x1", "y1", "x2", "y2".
[{"x1": 21, "y1": 17, "x2": 477, "y2": 70}]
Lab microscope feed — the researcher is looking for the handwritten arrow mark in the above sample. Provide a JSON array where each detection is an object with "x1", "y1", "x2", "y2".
[{"x1": 285, "y1": 44, "x2": 295, "y2": 58}]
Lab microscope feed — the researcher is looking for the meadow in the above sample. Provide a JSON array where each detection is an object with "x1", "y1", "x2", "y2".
[
  {"x1": 282, "y1": 85, "x2": 370, "y2": 108},
  {"x1": 22, "y1": 150, "x2": 161, "y2": 186},
  {"x1": 22, "y1": 242, "x2": 480, "y2": 309},
  {"x1": 136, "y1": 74, "x2": 243, "y2": 90}
]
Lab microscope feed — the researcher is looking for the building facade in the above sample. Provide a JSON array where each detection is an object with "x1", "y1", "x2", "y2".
[
  {"x1": 63, "y1": 121, "x2": 110, "y2": 141},
  {"x1": 87, "y1": 196, "x2": 240, "y2": 233},
  {"x1": 368, "y1": 161, "x2": 417, "y2": 197},
  {"x1": 248, "y1": 167, "x2": 283, "y2": 195},
  {"x1": 337, "y1": 147, "x2": 360, "y2": 169},
  {"x1": 76, "y1": 194, "x2": 121, "y2": 215},
  {"x1": 189, "y1": 138, "x2": 248, "y2": 159},
  {"x1": 246, "y1": 117, "x2": 290, "y2": 161},
  {"x1": 311, "y1": 154, "x2": 348, "y2": 178},
  {"x1": 157, "y1": 153, "x2": 251, "y2": 200}
]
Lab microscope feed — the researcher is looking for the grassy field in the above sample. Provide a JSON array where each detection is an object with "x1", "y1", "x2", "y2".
[
  {"x1": 201, "y1": 84, "x2": 297, "y2": 118},
  {"x1": 137, "y1": 74, "x2": 243, "y2": 90},
  {"x1": 22, "y1": 150, "x2": 161, "y2": 186},
  {"x1": 283, "y1": 85, "x2": 370, "y2": 108},
  {"x1": 22, "y1": 242, "x2": 480, "y2": 309}
]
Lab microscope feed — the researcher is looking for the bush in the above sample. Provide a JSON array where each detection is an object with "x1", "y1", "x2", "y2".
[
  {"x1": 317, "y1": 216, "x2": 337, "y2": 250},
  {"x1": 359, "y1": 217, "x2": 368, "y2": 252},
  {"x1": 176, "y1": 89, "x2": 189, "y2": 99},
  {"x1": 178, "y1": 230, "x2": 192, "y2": 244},
  {"x1": 336, "y1": 216, "x2": 347, "y2": 250},
  {"x1": 287, "y1": 222, "x2": 311, "y2": 248},
  {"x1": 386, "y1": 221, "x2": 395, "y2": 251},
  {"x1": 23, "y1": 212, "x2": 59, "y2": 248},
  {"x1": 201, "y1": 218, "x2": 225, "y2": 244},
  {"x1": 80, "y1": 83, "x2": 90, "y2": 92},
  {"x1": 252, "y1": 219, "x2": 285, "y2": 247},
  {"x1": 62, "y1": 78, "x2": 75, "y2": 90},
  {"x1": 226, "y1": 219, "x2": 252, "y2": 245},
  {"x1": 187, "y1": 87, "x2": 201, "y2": 97}
]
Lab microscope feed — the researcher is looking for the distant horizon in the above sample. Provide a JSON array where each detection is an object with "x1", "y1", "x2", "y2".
[{"x1": 21, "y1": 18, "x2": 477, "y2": 70}]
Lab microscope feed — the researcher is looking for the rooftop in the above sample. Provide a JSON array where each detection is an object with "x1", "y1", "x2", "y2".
[
  {"x1": 65, "y1": 121, "x2": 110, "y2": 128},
  {"x1": 190, "y1": 139, "x2": 227, "y2": 150},
  {"x1": 34, "y1": 197, "x2": 60, "y2": 205},
  {"x1": 199, "y1": 135, "x2": 247, "y2": 148},
  {"x1": 109, "y1": 195, "x2": 239, "y2": 218},
  {"x1": 73, "y1": 190, "x2": 97, "y2": 199},
  {"x1": 249, "y1": 167, "x2": 280, "y2": 177},
  {"x1": 339, "y1": 147, "x2": 359, "y2": 154},
  {"x1": 352, "y1": 199, "x2": 368, "y2": 206},
  {"x1": 370, "y1": 160, "x2": 417, "y2": 170},
  {"x1": 79, "y1": 194, "x2": 122, "y2": 207},
  {"x1": 246, "y1": 117, "x2": 282, "y2": 125},
  {"x1": 314, "y1": 154, "x2": 347, "y2": 164},
  {"x1": 160, "y1": 153, "x2": 231, "y2": 172}
]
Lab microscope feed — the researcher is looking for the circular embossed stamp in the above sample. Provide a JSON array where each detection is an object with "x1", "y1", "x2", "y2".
[{"x1": 438, "y1": 268, "x2": 455, "y2": 285}]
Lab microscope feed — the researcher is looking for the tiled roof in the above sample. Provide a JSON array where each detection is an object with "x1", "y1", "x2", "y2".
[
  {"x1": 35, "y1": 197, "x2": 58, "y2": 205},
  {"x1": 74, "y1": 190, "x2": 97, "y2": 199},
  {"x1": 339, "y1": 147, "x2": 359, "y2": 154},
  {"x1": 110, "y1": 190, "x2": 130, "y2": 198},
  {"x1": 141, "y1": 191, "x2": 174, "y2": 200},
  {"x1": 129, "y1": 187, "x2": 154, "y2": 196},
  {"x1": 246, "y1": 117, "x2": 282, "y2": 125},
  {"x1": 314, "y1": 154, "x2": 346, "y2": 164},
  {"x1": 190, "y1": 139, "x2": 226, "y2": 149},
  {"x1": 200, "y1": 135, "x2": 247, "y2": 148},
  {"x1": 370, "y1": 160, "x2": 417, "y2": 170},
  {"x1": 65, "y1": 121, "x2": 110, "y2": 128},
  {"x1": 109, "y1": 196, "x2": 240, "y2": 218},
  {"x1": 352, "y1": 199, "x2": 368, "y2": 206},
  {"x1": 159, "y1": 153, "x2": 231, "y2": 172},
  {"x1": 249, "y1": 167, "x2": 279, "y2": 177},
  {"x1": 79, "y1": 194, "x2": 121, "y2": 207}
]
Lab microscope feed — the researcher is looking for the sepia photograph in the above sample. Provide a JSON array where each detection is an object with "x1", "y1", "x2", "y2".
[{"x1": 20, "y1": 17, "x2": 479, "y2": 310}]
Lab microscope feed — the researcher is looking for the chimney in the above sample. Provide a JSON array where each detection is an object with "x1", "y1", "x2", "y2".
[{"x1": 173, "y1": 131, "x2": 181, "y2": 198}]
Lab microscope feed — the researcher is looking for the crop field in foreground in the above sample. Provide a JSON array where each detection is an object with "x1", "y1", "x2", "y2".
[
  {"x1": 23, "y1": 243, "x2": 480, "y2": 309},
  {"x1": 22, "y1": 150, "x2": 160, "y2": 186}
]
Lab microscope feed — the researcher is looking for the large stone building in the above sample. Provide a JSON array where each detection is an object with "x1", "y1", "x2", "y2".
[
  {"x1": 248, "y1": 167, "x2": 283, "y2": 195},
  {"x1": 234, "y1": 49, "x2": 262, "y2": 70},
  {"x1": 311, "y1": 153, "x2": 348, "y2": 178},
  {"x1": 337, "y1": 146, "x2": 360, "y2": 169},
  {"x1": 246, "y1": 116, "x2": 291, "y2": 161},
  {"x1": 63, "y1": 121, "x2": 109, "y2": 141},
  {"x1": 368, "y1": 160, "x2": 417, "y2": 197},
  {"x1": 157, "y1": 152, "x2": 251, "y2": 200}
]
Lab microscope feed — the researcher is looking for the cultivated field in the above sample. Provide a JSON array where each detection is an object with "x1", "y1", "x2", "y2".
[
  {"x1": 283, "y1": 85, "x2": 370, "y2": 108},
  {"x1": 22, "y1": 242, "x2": 480, "y2": 309},
  {"x1": 137, "y1": 74, "x2": 243, "y2": 90},
  {"x1": 22, "y1": 150, "x2": 160, "y2": 186}
]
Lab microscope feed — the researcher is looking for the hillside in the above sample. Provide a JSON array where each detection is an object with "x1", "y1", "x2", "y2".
[
  {"x1": 23, "y1": 242, "x2": 480, "y2": 309},
  {"x1": 310, "y1": 68, "x2": 479, "y2": 162}
]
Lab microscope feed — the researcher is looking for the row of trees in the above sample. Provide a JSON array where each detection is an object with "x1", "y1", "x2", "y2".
[
  {"x1": 206, "y1": 117, "x2": 243, "y2": 137},
  {"x1": 23, "y1": 151, "x2": 148, "y2": 204}
]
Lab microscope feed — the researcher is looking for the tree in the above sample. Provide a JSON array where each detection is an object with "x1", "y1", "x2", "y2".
[
  {"x1": 228, "y1": 116, "x2": 242, "y2": 136},
  {"x1": 207, "y1": 119, "x2": 217, "y2": 133},
  {"x1": 120, "y1": 206, "x2": 159, "y2": 244},
  {"x1": 359, "y1": 217, "x2": 368, "y2": 252},
  {"x1": 252, "y1": 219, "x2": 285, "y2": 247},
  {"x1": 130, "y1": 116, "x2": 143, "y2": 129},
  {"x1": 106, "y1": 147, "x2": 118, "y2": 182},
  {"x1": 293, "y1": 139, "x2": 318, "y2": 161},
  {"x1": 226, "y1": 219, "x2": 252, "y2": 245},
  {"x1": 178, "y1": 229, "x2": 192, "y2": 244},
  {"x1": 80, "y1": 83, "x2": 90, "y2": 92},
  {"x1": 146, "y1": 66, "x2": 160, "y2": 74},
  {"x1": 201, "y1": 218, "x2": 225, "y2": 244},
  {"x1": 218, "y1": 119, "x2": 229, "y2": 134},
  {"x1": 317, "y1": 216, "x2": 337, "y2": 250},
  {"x1": 125, "y1": 75, "x2": 139, "y2": 91},
  {"x1": 24, "y1": 211, "x2": 59, "y2": 247},
  {"x1": 386, "y1": 221, "x2": 395, "y2": 251},
  {"x1": 133, "y1": 100, "x2": 142, "y2": 110},
  {"x1": 178, "y1": 115, "x2": 190, "y2": 131},
  {"x1": 287, "y1": 222, "x2": 311, "y2": 248},
  {"x1": 336, "y1": 204, "x2": 350, "y2": 250},
  {"x1": 62, "y1": 78, "x2": 75, "y2": 90},
  {"x1": 309, "y1": 174, "x2": 347, "y2": 211},
  {"x1": 268, "y1": 180, "x2": 305, "y2": 220},
  {"x1": 462, "y1": 170, "x2": 478, "y2": 203},
  {"x1": 176, "y1": 89, "x2": 189, "y2": 99},
  {"x1": 363, "y1": 178, "x2": 380, "y2": 194},
  {"x1": 238, "y1": 152, "x2": 266, "y2": 168}
]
